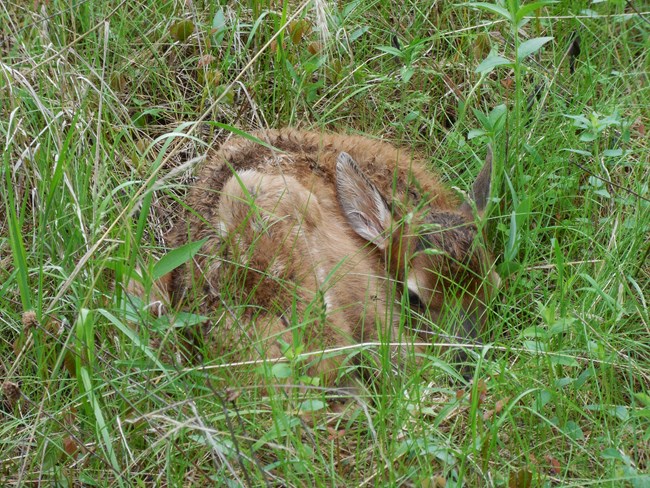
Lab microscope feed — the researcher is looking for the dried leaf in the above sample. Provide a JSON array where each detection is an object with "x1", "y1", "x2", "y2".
[
  {"x1": 63, "y1": 436, "x2": 78, "y2": 457},
  {"x1": 495, "y1": 397, "x2": 510, "y2": 414},
  {"x1": 307, "y1": 42, "x2": 321, "y2": 55},
  {"x1": 225, "y1": 388, "x2": 240, "y2": 403},
  {"x1": 470, "y1": 379, "x2": 488, "y2": 406},
  {"x1": 170, "y1": 20, "x2": 195, "y2": 42},
  {"x1": 198, "y1": 54, "x2": 216, "y2": 68},
  {"x1": 508, "y1": 468, "x2": 533, "y2": 488},
  {"x1": 421, "y1": 476, "x2": 447, "y2": 488},
  {"x1": 22, "y1": 310, "x2": 38, "y2": 330},
  {"x1": 545, "y1": 455, "x2": 561, "y2": 475},
  {"x1": 64, "y1": 351, "x2": 76, "y2": 377},
  {"x1": 2, "y1": 382, "x2": 20, "y2": 402},
  {"x1": 327, "y1": 427, "x2": 345, "y2": 440},
  {"x1": 632, "y1": 117, "x2": 645, "y2": 137},
  {"x1": 110, "y1": 73, "x2": 127, "y2": 91},
  {"x1": 13, "y1": 337, "x2": 25, "y2": 356},
  {"x1": 289, "y1": 19, "x2": 311, "y2": 44},
  {"x1": 501, "y1": 77, "x2": 514, "y2": 90}
]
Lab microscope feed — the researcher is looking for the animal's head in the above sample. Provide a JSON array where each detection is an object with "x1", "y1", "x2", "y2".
[{"x1": 336, "y1": 150, "x2": 499, "y2": 342}]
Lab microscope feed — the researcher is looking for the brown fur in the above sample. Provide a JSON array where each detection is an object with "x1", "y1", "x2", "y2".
[
  {"x1": 197, "y1": 170, "x2": 402, "y2": 385},
  {"x1": 162, "y1": 129, "x2": 496, "y2": 383}
]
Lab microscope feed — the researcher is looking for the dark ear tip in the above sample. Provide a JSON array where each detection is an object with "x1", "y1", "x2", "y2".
[
  {"x1": 336, "y1": 152, "x2": 363, "y2": 179},
  {"x1": 336, "y1": 151, "x2": 353, "y2": 168},
  {"x1": 459, "y1": 146, "x2": 493, "y2": 216}
]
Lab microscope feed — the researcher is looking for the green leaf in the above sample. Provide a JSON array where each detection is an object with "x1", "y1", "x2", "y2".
[
  {"x1": 212, "y1": 9, "x2": 226, "y2": 31},
  {"x1": 521, "y1": 326, "x2": 548, "y2": 339},
  {"x1": 251, "y1": 416, "x2": 301, "y2": 452},
  {"x1": 523, "y1": 340, "x2": 547, "y2": 353},
  {"x1": 169, "y1": 311, "x2": 210, "y2": 328},
  {"x1": 189, "y1": 433, "x2": 234, "y2": 456},
  {"x1": 132, "y1": 108, "x2": 162, "y2": 128},
  {"x1": 574, "y1": 368, "x2": 593, "y2": 389},
  {"x1": 472, "y1": 108, "x2": 491, "y2": 129},
  {"x1": 404, "y1": 110, "x2": 420, "y2": 123},
  {"x1": 601, "y1": 448, "x2": 624, "y2": 461},
  {"x1": 211, "y1": 8, "x2": 227, "y2": 45},
  {"x1": 475, "y1": 52, "x2": 512, "y2": 74},
  {"x1": 152, "y1": 237, "x2": 208, "y2": 281},
  {"x1": 603, "y1": 148, "x2": 623, "y2": 157},
  {"x1": 600, "y1": 447, "x2": 623, "y2": 461},
  {"x1": 298, "y1": 399, "x2": 326, "y2": 413},
  {"x1": 535, "y1": 390, "x2": 553, "y2": 410},
  {"x1": 463, "y1": 2, "x2": 512, "y2": 22},
  {"x1": 80, "y1": 367, "x2": 120, "y2": 472},
  {"x1": 271, "y1": 363, "x2": 292, "y2": 379},
  {"x1": 488, "y1": 103, "x2": 508, "y2": 128},
  {"x1": 561, "y1": 148, "x2": 592, "y2": 156},
  {"x1": 549, "y1": 354, "x2": 579, "y2": 367},
  {"x1": 400, "y1": 66, "x2": 415, "y2": 83},
  {"x1": 420, "y1": 247, "x2": 447, "y2": 256},
  {"x1": 515, "y1": 196, "x2": 531, "y2": 227},
  {"x1": 504, "y1": 209, "x2": 518, "y2": 261},
  {"x1": 608, "y1": 406, "x2": 629, "y2": 421},
  {"x1": 579, "y1": 131, "x2": 598, "y2": 142},
  {"x1": 564, "y1": 114, "x2": 591, "y2": 129},
  {"x1": 4, "y1": 154, "x2": 32, "y2": 311},
  {"x1": 377, "y1": 45, "x2": 403, "y2": 58},
  {"x1": 636, "y1": 410, "x2": 650, "y2": 420},
  {"x1": 548, "y1": 317, "x2": 576, "y2": 336},
  {"x1": 517, "y1": 36, "x2": 553, "y2": 60},
  {"x1": 468, "y1": 129, "x2": 487, "y2": 140},
  {"x1": 298, "y1": 375, "x2": 320, "y2": 386},
  {"x1": 564, "y1": 420, "x2": 584, "y2": 441},
  {"x1": 349, "y1": 25, "x2": 369, "y2": 42}
]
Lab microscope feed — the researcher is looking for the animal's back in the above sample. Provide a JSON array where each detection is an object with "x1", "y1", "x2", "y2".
[{"x1": 177, "y1": 129, "x2": 460, "y2": 248}]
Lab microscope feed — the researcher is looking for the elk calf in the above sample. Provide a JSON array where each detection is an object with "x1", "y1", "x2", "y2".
[{"x1": 155, "y1": 129, "x2": 496, "y2": 384}]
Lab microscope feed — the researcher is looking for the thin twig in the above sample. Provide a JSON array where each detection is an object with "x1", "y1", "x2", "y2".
[
  {"x1": 568, "y1": 159, "x2": 650, "y2": 203},
  {"x1": 626, "y1": 0, "x2": 650, "y2": 27}
]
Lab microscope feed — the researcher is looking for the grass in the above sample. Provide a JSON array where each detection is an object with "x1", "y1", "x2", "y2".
[{"x1": 1, "y1": 0, "x2": 649, "y2": 486}]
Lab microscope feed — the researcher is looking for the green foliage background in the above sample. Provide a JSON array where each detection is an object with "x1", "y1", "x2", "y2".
[{"x1": 0, "y1": 0, "x2": 648, "y2": 486}]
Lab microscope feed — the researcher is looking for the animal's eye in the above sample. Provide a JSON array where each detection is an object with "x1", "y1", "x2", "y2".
[{"x1": 407, "y1": 290, "x2": 424, "y2": 309}]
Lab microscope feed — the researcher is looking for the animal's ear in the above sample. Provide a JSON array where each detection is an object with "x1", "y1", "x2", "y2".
[
  {"x1": 460, "y1": 146, "x2": 492, "y2": 216},
  {"x1": 336, "y1": 152, "x2": 392, "y2": 249}
]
